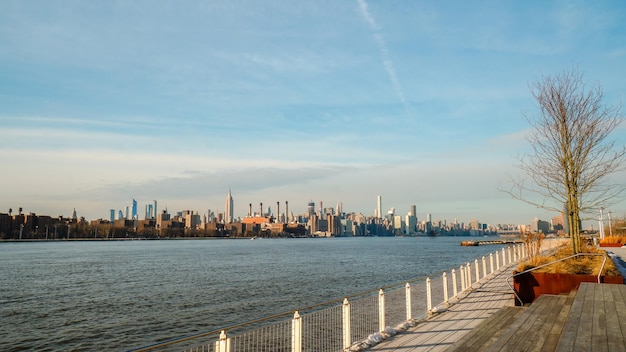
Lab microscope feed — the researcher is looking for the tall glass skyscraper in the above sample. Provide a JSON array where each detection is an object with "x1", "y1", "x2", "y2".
[{"x1": 132, "y1": 199, "x2": 137, "y2": 220}]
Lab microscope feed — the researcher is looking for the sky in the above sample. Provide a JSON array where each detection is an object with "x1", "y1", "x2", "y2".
[{"x1": 1, "y1": 0, "x2": 625, "y2": 227}]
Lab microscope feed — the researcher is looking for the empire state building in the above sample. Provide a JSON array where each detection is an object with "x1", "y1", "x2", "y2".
[{"x1": 225, "y1": 189, "x2": 234, "y2": 223}]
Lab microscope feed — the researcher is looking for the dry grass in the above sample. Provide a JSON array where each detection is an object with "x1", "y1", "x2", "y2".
[
  {"x1": 517, "y1": 243, "x2": 621, "y2": 276},
  {"x1": 599, "y1": 236, "x2": 626, "y2": 245}
]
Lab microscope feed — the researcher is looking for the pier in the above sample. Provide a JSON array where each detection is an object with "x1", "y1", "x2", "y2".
[{"x1": 460, "y1": 240, "x2": 522, "y2": 246}]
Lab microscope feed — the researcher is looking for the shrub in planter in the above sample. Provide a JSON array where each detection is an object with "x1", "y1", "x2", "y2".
[
  {"x1": 514, "y1": 244, "x2": 623, "y2": 305},
  {"x1": 599, "y1": 235, "x2": 626, "y2": 247}
]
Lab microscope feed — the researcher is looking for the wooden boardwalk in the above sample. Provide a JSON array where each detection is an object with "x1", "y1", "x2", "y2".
[
  {"x1": 369, "y1": 278, "x2": 626, "y2": 351},
  {"x1": 367, "y1": 263, "x2": 517, "y2": 351}
]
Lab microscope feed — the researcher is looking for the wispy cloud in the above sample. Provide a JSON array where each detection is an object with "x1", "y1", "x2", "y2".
[{"x1": 356, "y1": 0, "x2": 410, "y2": 113}]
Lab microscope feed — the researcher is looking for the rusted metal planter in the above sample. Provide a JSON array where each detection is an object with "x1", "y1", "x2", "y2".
[{"x1": 513, "y1": 271, "x2": 624, "y2": 305}]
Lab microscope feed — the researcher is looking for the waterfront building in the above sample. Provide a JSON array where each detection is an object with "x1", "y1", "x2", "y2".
[
  {"x1": 531, "y1": 217, "x2": 551, "y2": 234},
  {"x1": 405, "y1": 214, "x2": 417, "y2": 235},
  {"x1": 339, "y1": 219, "x2": 354, "y2": 236},
  {"x1": 552, "y1": 213, "x2": 565, "y2": 233},
  {"x1": 181, "y1": 210, "x2": 201, "y2": 230},
  {"x1": 393, "y1": 215, "x2": 405, "y2": 235}
]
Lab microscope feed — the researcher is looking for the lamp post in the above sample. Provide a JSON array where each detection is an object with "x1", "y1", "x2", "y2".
[
  {"x1": 608, "y1": 211, "x2": 613, "y2": 237},
  {"x1": 599, "y1": 208, "x2": 605, "y2": 240}
]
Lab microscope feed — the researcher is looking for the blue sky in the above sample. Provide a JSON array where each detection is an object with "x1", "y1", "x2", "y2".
[{"x1": 1, "y1": 0, "x2": 625, "y2": 227}]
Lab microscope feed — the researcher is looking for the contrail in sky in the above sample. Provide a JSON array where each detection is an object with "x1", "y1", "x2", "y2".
[{"x1": 357, "y1": 0, "x2": 410, "y2": 113}]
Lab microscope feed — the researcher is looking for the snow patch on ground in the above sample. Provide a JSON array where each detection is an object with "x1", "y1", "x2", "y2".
[
  {"x1": 607, "y1": 251, "x2": 626, "y2": 279},
  {"x1": 346, "y1": 321, "x2": 415, "y2": 351}
]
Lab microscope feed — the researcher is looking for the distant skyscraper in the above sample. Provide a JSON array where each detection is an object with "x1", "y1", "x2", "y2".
[
  {"x1": 409, "y1": 205, "x2": 416, "y2": 217},
  {"x1": 132, "y1": 199, "x2": 138, "y2": 220},
  {"x1": 225, "y1": 189, "x2": 234, "y2": 223},
  {"x1": 307, "y1": 201, "x2": 315, "y2": 216},
  {"x1": 110, "y1": 209, "x2": 115, "y2": 223},
  {"x1": 377, "y1": 195, "x2": 382, "y2": 219}
]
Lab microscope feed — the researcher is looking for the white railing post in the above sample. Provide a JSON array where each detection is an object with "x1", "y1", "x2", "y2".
[
  {"x1": 405, "y1": 283, "x2": 412, "y2": 321},
  {"x1": 451, "y1": 269, "x2": 458, "y2": 297},
  {"x1": 292, "y1": 311, "x2": 302, "y2": 352},
  {"x1": 426, "y1": 277, "x2": 432, "y2": 312},
  {"x1": 508, "y1": 246, "x2": 512, "y2": 264},
  {"x1": 466, "y1": 263, "x2": 472, "y2": 288},
  {"x1": 215, "y1": 330, "x2": 230, "y2": 352},
  {"x1": 489, "y1": 253, "x2": 494, "y2": 274},
  {"x1": 502, "y1": 248, "x2": 506, "y2": 266},
  {"x1": 342, "y1": 300, "x2": 351, "y2": 350},
  {"x1": 378, "y1": 289, "x2": 385, "y2": 332},
  {"x1": 460, "y1": 266, "x2": 465, "y2": 291},
  {"x1": 482, "y1": 256, "x2": 487, "y2": 278},
  {"x1": 496, "y1": 250, "x2": 500, "y2": 270},
  {"x1": 442, "y1": 272, "x2": 449, "y2": 305},
  {"x1": 474, "y1": 259, "x2": 480, "y2": 282}
]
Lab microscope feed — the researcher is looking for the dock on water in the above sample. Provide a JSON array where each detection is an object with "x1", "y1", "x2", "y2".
[
  {"x1": 367, "y1": 259, "x2": 626, "y2": 351},
  {"x1": 460, "y1": 239, "x2": 522, "y2": 246}
]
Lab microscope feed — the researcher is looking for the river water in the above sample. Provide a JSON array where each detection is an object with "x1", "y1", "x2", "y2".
[{"x1": 0, "y1": 236, "x2": 510, "y2": 351}]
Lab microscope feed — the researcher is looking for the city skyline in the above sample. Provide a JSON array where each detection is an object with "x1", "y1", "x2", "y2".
[
  {"x1": 1, "y1": 1, "x2": 625, "y2": 226},
  {"x1": 0, "y1": 191, "x2": 603, "y2": 231}
]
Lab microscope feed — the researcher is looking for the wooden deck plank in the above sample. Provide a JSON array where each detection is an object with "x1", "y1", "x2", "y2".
[
  {"x1": 555, "y1": 283, "x2": 588, "y2": 352},
  {"x1": 611, "y1": 284, "x2": 626, "y2": 351},
  {"x1": 555, "y1": 283, "x2": 626, "y2": 352},
  {"x1": 501, "y1": 295, "x2": 554, "y2": 352},
  {"x1": 446, "y1": 306, "x2": 524, "y2": 352},
  {"x1": 485, "y1": 294, "x2": 570, "y2": 352},
  {"x1": 603, "y1": 285, "x2": 624, "y2": 352},
  {"x1": 525, "y1": 295, "x2": 567, "y2": 352},
  {"x1": 590, "y1": 284, "x2": 608, "y2": 352},
  {"x1": 574, "y1": 283, "x2": 595, "y2": 351},
  {"x1": 540, "y1": 293, "x2": 575, "y2": 352}
]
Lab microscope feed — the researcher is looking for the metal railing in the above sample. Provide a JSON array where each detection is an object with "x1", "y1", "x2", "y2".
[
  {"x1": 506, "y1": 252, "x2": 608, "y2": 306},
  {"x1": 128, "y1": 239, "x2": 564, "y2": 352}
]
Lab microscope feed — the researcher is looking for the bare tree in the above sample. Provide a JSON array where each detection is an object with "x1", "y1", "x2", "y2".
[{"x1": 506, "y1": 68, "x2": 625, "y2": 253}]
